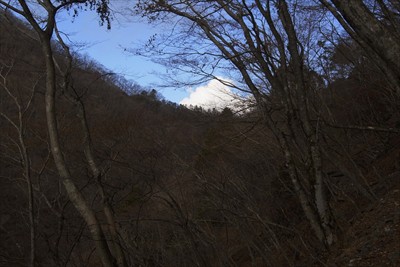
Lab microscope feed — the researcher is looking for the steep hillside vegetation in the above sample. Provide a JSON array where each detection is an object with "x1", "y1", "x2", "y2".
[{"x1": 1, "y1": 5, "x2": 399, "y2": 267}]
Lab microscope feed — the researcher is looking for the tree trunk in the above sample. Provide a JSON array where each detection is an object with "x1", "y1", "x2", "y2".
[
  {"x1": 278, "y1": 0, "x2": 336, "y2": 247},
  {"x1": 325, "y1": 0, "x2": 400, "y2": 94},
  {"x1": 41, "y1": 39, "x2": 117, "y2": 267},
  {"x1": 20, "y1": 134, "x2": 35, "y2": 266}
]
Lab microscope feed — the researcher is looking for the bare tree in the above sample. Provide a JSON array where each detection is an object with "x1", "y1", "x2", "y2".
[
  {"x1": 136, "y1": 0, "x2": 337, "y2": 247},
  {"x1": 0, "y1": 59, "x2": 38, "y2": 266},
  {"x1": 0, "y1": 1, "x2": 118, "y2": 266}
]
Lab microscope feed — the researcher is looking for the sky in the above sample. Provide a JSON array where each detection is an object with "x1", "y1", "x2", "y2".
[
  {"x1": 55, "y1": 1, "x2": 237, "y2": 107},
  {"x1": 180, "y1": 78, "x2": 245, "y2": 111}
]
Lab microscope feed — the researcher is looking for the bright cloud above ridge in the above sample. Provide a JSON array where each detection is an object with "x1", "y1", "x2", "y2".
[{"x1": 179, "y1": 78, "x2": 243, "y2": 111}]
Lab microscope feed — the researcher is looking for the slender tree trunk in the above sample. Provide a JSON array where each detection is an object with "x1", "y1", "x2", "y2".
[
  {"x1": 61, "y1": 37, "x2": 127, "y2": 267},
  {"x1": 20, "y1": 136, "x2": 35, "y2": 266},
  {"x1": 283, "y1": 144, "x2": 327, "y2": 245},
  {"x1": 278, "y1": 0, "x2": 336, "y2": 247},
  {"x1": 79, "y1": 105, "x2": 127, "y2": 267},
  {"x1": 259, "y1": 104, "x2": 327, "y2": 246},
  {"x1": 41, "y1": 39, "x2": 117, "y2": 267}
]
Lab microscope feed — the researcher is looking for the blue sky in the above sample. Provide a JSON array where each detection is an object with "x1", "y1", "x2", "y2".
[
  {"x1": 2, "y1": 0, "x2": 248, "y2": 108},
  {"x1": 56, "y1": 3, "x2": 189, "y2": 103},
  {"x1": 51, "y1": 1, "x2": 242, "y2": 109}
]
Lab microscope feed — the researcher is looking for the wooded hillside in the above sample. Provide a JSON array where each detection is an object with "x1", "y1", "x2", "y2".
[{"x1": 0, "y1": 1, "x2": 399, "y2": 266}]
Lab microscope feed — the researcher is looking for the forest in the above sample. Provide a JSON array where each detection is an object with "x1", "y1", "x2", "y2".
[{"x1": 0, "y1": 1, "x2": 399, "y2": 266}]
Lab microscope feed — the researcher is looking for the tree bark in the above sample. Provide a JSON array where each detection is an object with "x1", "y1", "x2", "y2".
[
  {"x1": 321, "y1": 0, "x2": 400, "y2": 94},
  {"x1": 278, "y1": 0, "x2": 336, "y2": 247},
  {"x1": 41, "y1": 39, "x2": 117, "y2": 267},
  {"x1": 54, "y1": 24, "x2": 127, "y2": 266}
]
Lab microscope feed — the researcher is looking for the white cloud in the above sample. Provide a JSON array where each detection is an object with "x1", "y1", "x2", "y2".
[{"x1": 180, "y1": 78, "x2": 243, "y2": 111}]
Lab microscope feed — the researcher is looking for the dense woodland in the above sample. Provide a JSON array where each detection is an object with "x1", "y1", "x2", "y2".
[{"x1": 0, "y1": 1, "x2": 399, "y2": 266}]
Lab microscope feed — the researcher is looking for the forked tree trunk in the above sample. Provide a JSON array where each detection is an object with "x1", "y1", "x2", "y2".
[
  {"x1": 11, "y1": 0, "x2": 118, "y2": 264},
  {"x1": 41, "y1": 38, "x2": 117, "y2": 267},
  {"x1": 55, "y1": 25, "x2": 128, "y2": 266},
  {"x1": 278, "y1": 0, "x2": 336, "y2": 247}
]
